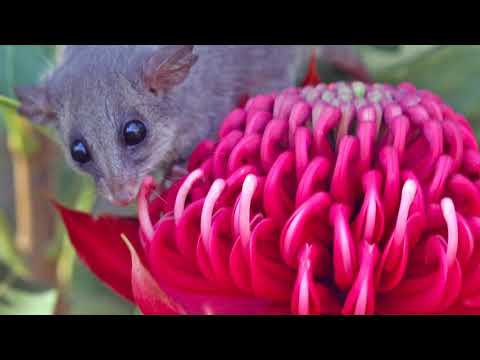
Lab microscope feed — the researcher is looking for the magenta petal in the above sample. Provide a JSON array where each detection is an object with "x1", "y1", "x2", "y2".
[
  {"x1": 227, "y1": 134, "x2": 262, "y2": 175},
  {"x1": 456, "y1": 213, "x2": 475, "y2": 266},
  {"x1": 229, "y1": 236, "x2": 253, "y2": 293},
  {"x1": 250, "y1": 219, "x2": 295, "y2": 302},
  {"x1": 356, "y1": 106, "x2": 377, "y2": 173},
  {"x1": 421, "y1": 98, "x2": 443, "y2": 121},
  {"x1": 291, "y1": 243, "x2": 341, "y2": 315},
  {"x1": 458, "y1": 123, "x2": 479, "y2": 150},
  {"x1": 213, "y1": 130, "x2": 243, "y2": 178},
  {"x1": 391, "y1": 115, "x2": 410, "y2": 163},
  {"x1": 188, "y1": 140, "x2": 217, "y2": 172},
  {"x1": 176, "y1": 199, "x2": 204, "y2": 262},
  {"x1": 352, "y1": 170, "x2": 385, "y2": 244},
  {"x1": 294, "y1": 127, "x2": 313, "y2": 182},
  {"x1": 295, "y1": 156, "x2": 331, "y2": 208},
  {"x1": 442, "y1": 120, "x2": 464, "y2": 173},
  {"x1": 379, "y1": 146, "x2": 400, "y2": 226},
  {"x1": 342, "y1": 242, "x2": 377, "y2": 315},
  {"x1": 428, "y1": 155, "x2": 453, "y2": 203},
  {"x1": 459, "y1": 217, "x2": 480, "y2": 298},
  {"x1": 148, "y1": 217, "x2": 290, "y2": 314},
  {"x1": 218, "y1": 108, "x2": 246, "y2": 138},
  {"x1": 444, "y1": 301, "x2": 480, "y2": 315},
  {"x1": 436, "y1": 257, "x2": 462, "y2": 313},
  {"x1": 462, "y1": 149, "x2": 480, "y2": 177},
  {"x1": 206, "y1": 208, "x2": 235, "y2": 287},
  {"x1": 405, "y1": 120, "x2": 443, "y2": 181},
  {"x1": 160, "y1": 177, "x2": 186, "y2": 215},
  {"x1": 376, "y1": 228, "x2": 409, "y2": 293},
  {"x1": 331, "y1": 204, "x2": 358, "y2": 291},
  {"x1": 331, "y1": 135, "x2": 360, "y2": 205},
  {"x1": 248, "y1": 95, "x2": 275, "y2": 113},
  {"x1": 448, "y1": 174, "x2": 480, "y2": 216},
  {"x1": 260, "y1": 119, "x2": 289, "y2": 172},
  {"x1": 377, "y1": 236, "x2": 448, "y2": 314},
  {"x1": 150, "y1": 218, "x2": 215, "y2": 293},
  {"x1": 312, "y1": 104, "x2": 340, "y2": 162},
  {"x1": 263, "y1": 151, "x2": 296, "y2": 226},
  {"x1": 288, "y1": 101, "x2": 311, "y2": 146},
  {"x1": 245, "y1": 111, "x2": 272, "y2": 136},
  {"x1": 335, "y1": 104, "x2": 355, "y2": 147},
  {"x1": 280, "y1": 192, "x2": 332, "y2": 268},
  {"x1": 218, "y1": 165, "x2": 259, "y2": 207},
  {"x1": 276, "y1": 94, "x2": 301, "y2": 121}
]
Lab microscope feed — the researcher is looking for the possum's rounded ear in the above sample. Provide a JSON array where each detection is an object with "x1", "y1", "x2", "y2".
[
  {"x1": 14, "y1": 85, "x2": 57, "y2": 126},
  {"x1": 142, "y1": 45, "x2": 198, "y2": 95}
]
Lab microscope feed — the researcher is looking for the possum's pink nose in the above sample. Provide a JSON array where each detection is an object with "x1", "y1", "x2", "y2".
[{"x1": 107, "y1": 179, "x2": 139, "y2": 207}]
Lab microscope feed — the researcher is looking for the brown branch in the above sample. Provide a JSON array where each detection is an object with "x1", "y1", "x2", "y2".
[{"x1": 12, "y1": 133, "x2": 58, "y2": 286}]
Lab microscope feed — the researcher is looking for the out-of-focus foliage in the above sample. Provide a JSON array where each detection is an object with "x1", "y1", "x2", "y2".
[
  {"x1": 0, "y1": 96, "x2": 40, "y2": 156},
  {"x1": 0, "y1": 262, "x2": 57, "y2": 315},
  {"x1": 0, "y1": 211, "x2": 27, "y2": 276},
  {"x1": 0, "y1": 46, "x2": 55, "y2": 96},
  {"x1": 360, "y1": 45, "x2": 480, "y2": 130}
]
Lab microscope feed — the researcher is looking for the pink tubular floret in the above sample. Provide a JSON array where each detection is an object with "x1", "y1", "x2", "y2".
[{"x1": 137, "y1": 81, "x2": 480, "y2": 315}]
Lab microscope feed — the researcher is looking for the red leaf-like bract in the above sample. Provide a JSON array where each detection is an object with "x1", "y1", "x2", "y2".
[{"x1": 54, "y1": 203, "x2": 142, "y2": 302}]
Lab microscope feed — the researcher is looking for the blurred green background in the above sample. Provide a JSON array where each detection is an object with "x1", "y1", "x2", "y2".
[{"x1": 0, "y1": 45, "x2": 479, "y2": 315}]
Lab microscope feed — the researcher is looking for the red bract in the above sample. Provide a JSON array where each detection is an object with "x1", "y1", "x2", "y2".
[{"x1": 57, "y1": 81, "x2": 480, "y2": 315}]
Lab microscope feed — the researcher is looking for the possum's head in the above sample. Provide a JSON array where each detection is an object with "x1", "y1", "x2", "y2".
[{"x1": 15, "y1": 45, "x2": 198, "y2": 206}]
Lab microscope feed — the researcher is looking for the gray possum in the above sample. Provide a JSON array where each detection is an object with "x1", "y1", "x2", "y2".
[{"x1": 15, "y1": 45, "x2": 368, "y2": 207}]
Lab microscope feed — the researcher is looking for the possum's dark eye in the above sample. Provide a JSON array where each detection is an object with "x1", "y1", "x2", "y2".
[
  {"x1": 124, "y1": 120, "x2": 147, "y2": 146},
  {"x1": 70, "y1": 139, "x2": 91, "y2": 164}
]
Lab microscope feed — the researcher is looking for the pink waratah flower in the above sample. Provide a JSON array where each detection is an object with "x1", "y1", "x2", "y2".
[{"x1": 56, "y1": 79, "x2": 480, "y2": 315}]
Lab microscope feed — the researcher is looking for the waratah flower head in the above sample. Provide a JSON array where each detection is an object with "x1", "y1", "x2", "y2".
[{"x1": 58, "y1": 80, "x2": 480, "y2": 315}]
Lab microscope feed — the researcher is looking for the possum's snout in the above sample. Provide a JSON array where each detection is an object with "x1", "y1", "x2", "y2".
[{"x1": 103, "y1": 178, "x2": 140, "y2": 207}]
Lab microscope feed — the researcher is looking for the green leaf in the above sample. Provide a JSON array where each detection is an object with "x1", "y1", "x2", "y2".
[
  {"x1": 0, "y1": 45, "x2": 56, "y2": 144},
  {"x1": 67, "y1": 262, "x2": 135, "y2": 315},
  {"x1": 0, "y1": 95, "x2": 58, "y2": 154},
  {"x1": 0, "y1": 262, "x2": 58, "y2": 315},
  {"x1": 357, "y1": 45, "x2": 440, "y2": 78},
  {"x1": 0, "y1": 45, "x2": 56, "y2": 98},
  {"x1": 369, "y1": 45, "x2": 401, "y2": 52},
  {"x1": 376, "y1": 46, "x2": 480, "y2": 127},
  {"x1": 0, "y1": 97, "x2": 39, "y2": 155},
  {"x1": 0, "y1": 288, "x2": 58, "y2": 315}
]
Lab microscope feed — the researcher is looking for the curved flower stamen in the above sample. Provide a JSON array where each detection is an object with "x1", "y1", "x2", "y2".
[
  {"x1": 218, "y1": 109, "x2": 246, "y2": 138},
  {"x1": 376, "y1": 179, "x2": 417, "y2": 292},
  {"x1": 295, "y1": 156, "x2": 331, "y2": 208},
  {"x1": 291, "y1": 243, "x2": 340, "y2": 315},
  {"x1": 441, "y1": 198, "x2": 459, "y2": 268},
  {"x1": 174, "y1": 169, "x2": 204, "y2": 225},
  {"x1": 138, "y1": 176, "x2": 157, "y2": 241},
  {"x1": 280, "y1": 192, "x2": 331, "y2": 268},
  {"x1": 342, "y1": 242, "x2": 378, "y2": 315},
  {"x1": 239, "y1": 174, "x2": 258, "y2": 253},
  {"x1": 353, "y1": 170, "x2": 385, "y2": 244},
  {"x1": 201, "y1": 179, "x2": 226, "y2": 253},
  {"x1": 288, "y1": 101, "x2": 311, "y2": 147},
  {"x1": 330, "y1": 204, "x2": 357, "y2": 291}
]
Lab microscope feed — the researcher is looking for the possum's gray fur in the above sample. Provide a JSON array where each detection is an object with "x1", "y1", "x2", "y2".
[{"x1": 15, "y1": 45, "x2": 363, "y2": 206}]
